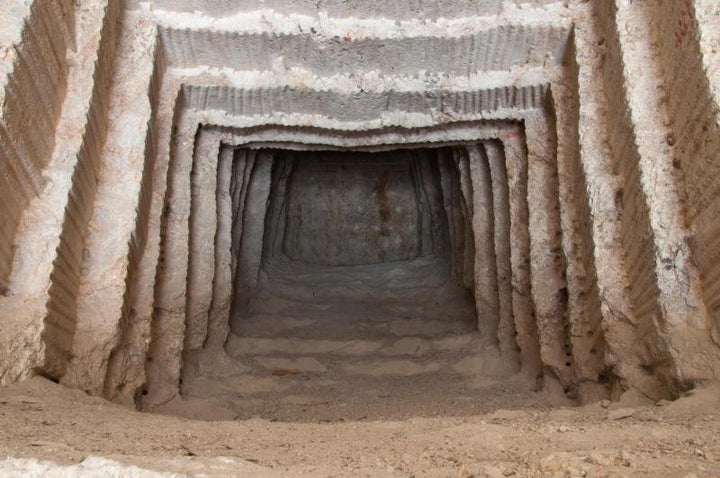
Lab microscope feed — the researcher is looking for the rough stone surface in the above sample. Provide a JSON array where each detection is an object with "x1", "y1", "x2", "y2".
[{"x1": 0, "y1": 0, "x2": 720, "y2": 473}]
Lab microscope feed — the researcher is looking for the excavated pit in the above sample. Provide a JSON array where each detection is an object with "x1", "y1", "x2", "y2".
[
  {"x1": 0, "y1": 0, "x2": 719, "y2": 445},
  {"x1": 168, "y1": 145, "x2": 532, "y2": 421},
  {"x1": 232, "y1": 148, "x2": 475, "y2": 329}
]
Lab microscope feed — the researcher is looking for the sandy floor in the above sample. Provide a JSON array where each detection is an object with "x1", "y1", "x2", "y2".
[{"x1": 0, "y1": 378, "x2": 719, "y2": 476}]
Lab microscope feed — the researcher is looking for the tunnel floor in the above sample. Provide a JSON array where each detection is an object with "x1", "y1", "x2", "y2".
[
  {"x1": 173, "y1": 260, "x2": 532, "y2": 423},
  {"x1": 175, "y1": 309, "x2": 538, "y2": 423},
  {"x1": 3, "y1": 377, "x2": 719, "y2": 476}
]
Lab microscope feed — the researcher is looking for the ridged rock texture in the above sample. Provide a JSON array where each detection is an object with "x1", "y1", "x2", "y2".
[{"x1": 1, "y1": 0, "x2": 720, "y2": 414}]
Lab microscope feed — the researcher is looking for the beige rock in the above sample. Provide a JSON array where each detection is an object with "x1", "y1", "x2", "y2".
[
  {"x1": 0, "y1": 2, "x2": 719, "y2": 475},
  {"x1": 608, "y1": 408, "x2": 636, "y2": 421}
]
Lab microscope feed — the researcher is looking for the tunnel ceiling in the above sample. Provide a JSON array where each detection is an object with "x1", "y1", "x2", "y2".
[{"x1": 0, "y1": 0, "x2": 720, "y2": 413}]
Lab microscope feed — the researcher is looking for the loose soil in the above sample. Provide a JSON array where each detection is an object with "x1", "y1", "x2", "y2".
[{"x1": 0, "y1": 378, "x2": 719, "y2": 476}]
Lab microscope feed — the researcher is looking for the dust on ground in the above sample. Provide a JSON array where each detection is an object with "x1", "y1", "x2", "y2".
[{"x1": 0, "y1": 378, "x2": 719, "y2": 476}]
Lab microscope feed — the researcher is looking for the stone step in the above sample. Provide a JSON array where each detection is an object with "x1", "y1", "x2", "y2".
[
  {"x1": 231, "y1": 314, "x2": 479, "y2": 340},
  {"x1": 178, "y1": 362, "x2": 523, "y2": 422},
  {"x1": 243, "y1": 353, "x2": 507, "y2": 377},
  {"x1": 181, "y1": 334, "x2": 522, "y2": 421},
  {"x1": 184, "y1": 351, "x2": 513, "y2": 398},
  {"x1": 225, "y1": 332, "x2": 483, "y2": 358}
]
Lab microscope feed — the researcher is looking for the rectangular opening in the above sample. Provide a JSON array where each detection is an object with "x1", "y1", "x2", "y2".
[
  {"x1": 177, "y1": 141, "x2": 520, "y2": 422},
  {"x1": 228, "y1": 147, "x2": 478, "y2": 336}
]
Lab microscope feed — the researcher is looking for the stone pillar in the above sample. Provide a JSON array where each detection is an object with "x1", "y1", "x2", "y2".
[
  {"x1": 524, "y1": 111, "x2": 573, "y2": 387},
  {"x1": 229, "y1": 150, "x2": 274, "y2": 329},
  {"x1": 500, "y1": 130, "x2": 542, "y2": 378},
  {"x1": 485, "y1": 140, "x2": 519, "y2": 361},
  {"x1": 205, "y1": 146, "x2": 235, "y2": 347},
  {"x1": 466, "y1": 144, "x2": 500, "y2": 344},
  {"x1": 437, "y1": 149, "x2": 469, "y2": 288},
  {"x1": 615, "y1": 0, "x2": 720, "y2": 390},
  {"x1": 262, "y1": 152, "x2": 296, "y2": 261},
  {"x1": 102, "y1": 75, "x2": 180, "y2": 405},
  {"x1": 551, "y1": 42, "x2": 608, "y2": 397},
  {"x1": 184, "y1": 131, "x2": 221, "y2": 351},
  {"x1": 143, "y1": 119, "x2": 202, "y2": 406},
  {"x1": 570, "y1": 5, "x2": 671, "y2": 399},
  {"x1": 453, "y1": 149, "x2": 476, "y2": 293},
  {"x1": 62, "y1": 15, "x2": 158, "y2": 393}
]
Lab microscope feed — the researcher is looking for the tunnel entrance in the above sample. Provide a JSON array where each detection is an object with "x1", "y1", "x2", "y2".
[
  {"x1": 170, "y1": 143, "x2": 528, "y2": 422},
  {"x1": 230, "y1": 147, "x2": 478, "y2": 338}
]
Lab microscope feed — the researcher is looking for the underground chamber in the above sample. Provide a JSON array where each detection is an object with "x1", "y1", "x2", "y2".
[
  {"x1": 5, "y1": 0, "x2": 720, "y2": 427},
  {"x1": 229, "y1": 147, "x2": 478, "y2": 336},
  {"x1": 151, "y1": 142, "x2": 530, "y2": 420}
]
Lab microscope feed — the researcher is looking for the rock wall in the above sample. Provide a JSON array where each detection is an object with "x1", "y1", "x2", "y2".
[
  {"x1": 281, "y1": 152, "x2": 428, "y2": 266},
  {"x1": 0, "y1": 0, "x2": 719, "y2": 406}
]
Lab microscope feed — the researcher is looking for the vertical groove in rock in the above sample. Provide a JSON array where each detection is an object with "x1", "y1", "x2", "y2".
[
  {"x1": 642, "y1": 0, "x2": 720, "y2": 367},
  {"x1": 592, "y1": 1, "x2": 668, "y2": 395},
  {"x1": 102, "y1": 74, "x2": 177, "y2": 406},
  {"x1": 33, "y1": 0, "x2": 122, "y2": 385},
  {"x1": 454, "y1": 148, "x2": 477, "y2": 293},
  {"x1": 0, "y1": 0, "x2": 74, "y2": 290},
  {"x1": 573, "y1": 8, "x2": 668, "y2": 400},
  {"x1": 205, "y1": 146, "x2": 236, "y2": 347},
  {"x1": 466, "y1": 144, "x2": 500, "y2": 343},
  {"x1": 229, "y1": 151, "x2": 274, "y2": 329},
  {"x1": 408, "y1": 152, "x2": 434, "y2": 258},
  {"x1": 525, "y1": 111, "x2": 573, "y2": 388},
  {"x1": 437, "y1": 149, "x2": 468, "y2": 288},
  {"x1": 262, "y1": 151, "x2": 296, "y2": 263},
  {"x1": 144, "y1": 120, "x2": 202, "y2": 406},
  {"x1": 551, "y1": 37, "x2": 607, "y2": 399},
  {"x1": 184, "y1": 132, "x2": 221, "y2": 352},
  {"x1": 229, "y1": 150, "x2": 255, "y2": 282},
  {"x1": 614, "y1": 0, "x2": 720, "y2": 390},
  {"x1": 501, "y1": 130, "x2": 542, "y2": 378},
  {"x1": 485, "y1": 140, "x2": 519, "y2": 362},
  {"x1": 59, "y1": 15, "x2": 159, "y2": 393}
]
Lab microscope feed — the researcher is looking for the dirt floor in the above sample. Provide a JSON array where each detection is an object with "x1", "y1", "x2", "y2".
[{"x1": 0, "y1": 378, "x2": 719, "y2": 477}]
